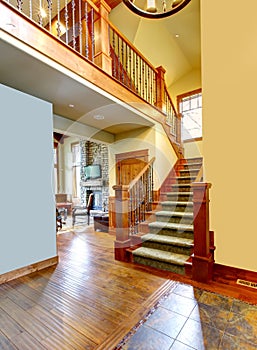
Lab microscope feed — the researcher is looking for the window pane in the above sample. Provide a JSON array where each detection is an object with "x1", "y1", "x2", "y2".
[{"x1": 180, "y1": 91, "x2": 202, "y2": 141}]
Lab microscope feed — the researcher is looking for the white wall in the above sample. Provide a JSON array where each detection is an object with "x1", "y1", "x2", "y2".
[
  {"x1": 201, "y1": 0, "x2": 257, "y2": 272},
  {"x1": 0, "y1": 84, "x2": 57, "y2": 275}
]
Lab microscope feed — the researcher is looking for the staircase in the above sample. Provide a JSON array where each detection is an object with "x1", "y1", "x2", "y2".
[{"x1": 131, "y1": 157, "x2": 203, "y2": 275}]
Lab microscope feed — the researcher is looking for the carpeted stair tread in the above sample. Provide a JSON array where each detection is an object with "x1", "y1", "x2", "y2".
[
  {"x1": 161, "y1": 201, "x2": 193, "y2": 206},
  {"x1": 155, "y1": 211, "x2": 193, "y2": 218},
  {"x1": 177, "y1": 176, "x2": 196, "y2": 180},
  {"x1": 166, "y1": 192, "x2": 193, "y2": 196},
  {"x1": 148, "y1": 221, "x2": 193, "y2": 232},
  {"x1": 132, "y1": 247, "x2": 189, "y2": 266},
  {"x1": 141, "y1": 233, "x2": 193, "y2": 247}
]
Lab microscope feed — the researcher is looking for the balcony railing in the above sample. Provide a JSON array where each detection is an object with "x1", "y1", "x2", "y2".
[{"x1": 2, "y1": 0, "x2": 181, "y2": 151}]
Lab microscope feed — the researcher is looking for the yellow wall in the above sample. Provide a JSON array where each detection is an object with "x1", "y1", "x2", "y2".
[
  {"x1": 201, "y1": 0, "x2": 257, "y2": 272},
  {"x1": 184, "y1": 139, "x2": 203, "y2": 160},
  {"x1": 109, "y1": 124, "x2": 177, "y2": 195},
  {"x1": 169, "y1": 68, "x2": 201, "y2": 108}
]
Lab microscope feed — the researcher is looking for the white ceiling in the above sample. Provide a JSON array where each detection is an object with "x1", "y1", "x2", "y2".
[{"x1": 0, "y1": 0, "x2": 200, "y2": 139}]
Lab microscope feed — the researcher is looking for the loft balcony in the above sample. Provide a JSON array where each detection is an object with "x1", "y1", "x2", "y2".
[{"x1": 0, "y1": 0, "x2": 182, "y2": 155}]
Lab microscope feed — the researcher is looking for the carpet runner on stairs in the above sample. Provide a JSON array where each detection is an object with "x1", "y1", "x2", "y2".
[{"x1": 132, "y1": 157, "x2": 202, "y2": 275}]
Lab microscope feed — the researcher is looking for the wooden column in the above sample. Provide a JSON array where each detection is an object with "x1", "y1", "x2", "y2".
[
  {"x1": 156, "y1": 66, "x2": 166, "y2": 112},
  {"x1": 192, "y1": 182, "x2": 214, "y2": 282},
  {"x1": 113, "y1": 185, "x2": 131, "y2": 261},
  {"x1": 94, "y1": 0, "x2": 112, "y2": 75}
]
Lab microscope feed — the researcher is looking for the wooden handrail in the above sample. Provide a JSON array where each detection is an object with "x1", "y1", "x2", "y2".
[
  {"x1": 85, "y1": 0, "x2": 100, "y2": 13},
  {"x1": 1, "y1": 0, "x2": 183, "y2": 156},
  {"x1": 108, "y1": 22, "x2": 158, "y2": 74},
  {"x1": 129, "y1": 157, "x2": 155, "y2": 190}
]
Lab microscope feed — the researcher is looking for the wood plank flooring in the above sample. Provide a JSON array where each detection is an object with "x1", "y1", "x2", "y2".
[
  {"x1": 0, "y1": 225, "x2": 256, "y2": 349},
  {"x1": 0, "y1": 227, "x2": 175, "y2": 349}
]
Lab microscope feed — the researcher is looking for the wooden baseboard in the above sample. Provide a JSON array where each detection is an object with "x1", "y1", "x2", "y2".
[
  {"x1": 213, "y1": 263, "x2": 257, "y2": 289},
  {"x1": 0, "y1": 256, "x2": 59, "y2": 285}
]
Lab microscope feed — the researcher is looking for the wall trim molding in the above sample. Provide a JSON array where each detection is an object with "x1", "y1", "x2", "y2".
[
  {"x1": 214, "y1": 263, "x2": 257, "y2": 287},
  {"x1": 0, "y1": 256, "x2": 59, "y2": 285}
]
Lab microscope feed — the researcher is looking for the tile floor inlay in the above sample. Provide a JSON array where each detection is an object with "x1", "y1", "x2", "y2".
[{"x1": 116, "y1": 282, "x2": 257, "y2": 350}]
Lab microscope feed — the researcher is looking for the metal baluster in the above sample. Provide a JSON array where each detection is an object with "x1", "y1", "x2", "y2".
[
  {"x1": 129, "y1": 190, "x2": 132, "y2": 235},
  {"x1": 144, "y1": 62, "x2": 147, "y2": 101},
  {"x1": 117, "y1": 35, "x2": 120, "y2": 82},
  {"x1": 71, "y1": 0, "x2": 76, "y2": 50},
  {"x1": 129, "y1": 47, "x2": 132, "y2": 90},
  {"x1": 78, "y1": 0, "x2": 82, "y2": 54},
  {"x1": 56, "y1": 0, "x2": 61, "y2": 38},
  {"x1": 47, "y1": 0, "x2": 52, "y2": 33},
  {"x1": 29, "y1": 0, "x2": 32, "y2": 19},
  {"x1": 125, "y1": 43, "x2": 129, "y2": 87},
  {"x1": 137, "y1": 56, "x2": 141, "y2": 96},
  {"x1": 91, "y1": 8, "x2": 95, "y2": 63},
  {"x1": 121, "y1": 41, "x2": 125, "y2": 84},
  {"x1": 65, "y1": 0, "x2": 69, "y2": 45},
  {"x1": 135, "y1": 54, "x2": 139, "y2": 94},
  {"x1": 85, "y1": 2, "x2": 89, "y2": 59},
  {"x1": 38, "y1": 0, "x2": 43, "y2": 25},
  {"x1": 17, "y1": 0, "x2": 23, "y2": 12},
  {"x1": 112, "y1": 30, "x2": 116, "y2": 78}
]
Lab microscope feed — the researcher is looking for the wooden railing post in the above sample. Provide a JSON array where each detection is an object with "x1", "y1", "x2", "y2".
[
  {"x1": 156, "y1": 66, "x2": 166, "y2": 112},
  {"x1": 191, "y1": 182, "x2": 214, "y2": 282},
  {"x1": 113, "y1": 185, "x2": 131, "y2": 261},
  {"x1": 94, "y1": 0, "x2": 112, "y2": 74}
]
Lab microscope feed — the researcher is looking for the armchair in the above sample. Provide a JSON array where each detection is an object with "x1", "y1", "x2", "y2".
[{"x1": 72, "y1": 193, "x2": 94, "y2": 226}]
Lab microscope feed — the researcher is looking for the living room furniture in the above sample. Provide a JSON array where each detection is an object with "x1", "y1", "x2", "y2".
[
  {"x1": 94, "y1": 214, "x2": 109, "y2": 232},
  {"x1": 72, "y1": 193, "x2": 94, "y2": 226},
  {"x1": 55, "y1": 194, "x2": 72, "y2": 215}
]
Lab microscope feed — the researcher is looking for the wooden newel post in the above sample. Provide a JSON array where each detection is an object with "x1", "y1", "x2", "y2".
[
  {"x1": 156, "y1": 66, "x2": 166, "y2": 112},
  {"x1": 94, "y1": 0, "x2": 112, "y2": 75},
  {"x1": 192, "y1": 182, "x2": 214, "y2": 282},
  {"x1": 113, "y1": 185, "x2": 131, "y2": 261}
]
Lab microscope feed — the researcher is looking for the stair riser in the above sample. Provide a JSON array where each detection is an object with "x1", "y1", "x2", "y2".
[
  {"x1": 172, "y1": 185, "x2": 191, "y2": 192},
  {"x1": 149, "y1": 227, "x2": 194, "y2": 240},
  {"x1": 161, "y1": 204, "x2": 193, "y2": 213},
  {"x1": 177, "y1": 178, "x2": 196, "y2": 184},
  {"x1": 133, "y1": 256, "x2": 185, "y2": 275},
  {"x1": 142, "y1": 241, "x2": 192, "y2": 255},
  {"x1": 179, "y1": 169, "x2": 199, "y2": 177}
]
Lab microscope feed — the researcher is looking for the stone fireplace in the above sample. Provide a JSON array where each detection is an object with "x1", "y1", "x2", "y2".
[{"x1": 80, "y1": 141, "x2": 109, "y2": 211}]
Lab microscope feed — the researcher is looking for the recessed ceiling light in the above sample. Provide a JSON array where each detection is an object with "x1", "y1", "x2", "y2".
[
  {"x1": 175, "y1": 34, "x2": 180, "y2": 38},
  {"x1": 68, "y1": 104, "x2": 74, "y2": 108},
  {"x1": 94, "y1": 115, "x2": 105, "y2": 120}
]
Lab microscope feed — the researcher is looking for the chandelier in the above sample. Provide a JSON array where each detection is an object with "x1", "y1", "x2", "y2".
[{"x1": 122, "y1": 0, "x2": 191, "y2": 19}]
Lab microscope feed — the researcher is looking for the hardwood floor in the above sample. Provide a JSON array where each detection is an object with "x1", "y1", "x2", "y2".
[
  {"x1": 0, "y1": 225, "x2": 256, "y2": 350},
  {"x1": 0, "y1": 227, "x2": 173, "y2": 350}
]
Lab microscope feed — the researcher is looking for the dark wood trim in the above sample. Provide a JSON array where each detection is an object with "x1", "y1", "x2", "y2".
[
  {"x1": 115, "y1": 149, "x2": 149, "y2": 162},
  {"x1": 191, "y1": 182, "x2": 214, "y2": 283},
  {"x1": 183, "y1": 137, "x2": 203, "y2": 143},
  {"x1": 177, "y1": 88, "x2": 202, "y2": 104},
  {"x1": 214, "y1": 263, "x2": 257, "y2": 286},
  {"x1": 96, "y1": 280, "x2": 175, "y2": 350},
  {"x1": 0, "y1": 256, "x2": 58, "y2": 285}
]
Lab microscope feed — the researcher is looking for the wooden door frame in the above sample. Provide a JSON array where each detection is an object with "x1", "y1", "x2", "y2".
[{"x1": 115, "y1": 149, "x2": 149, "y2": 185}]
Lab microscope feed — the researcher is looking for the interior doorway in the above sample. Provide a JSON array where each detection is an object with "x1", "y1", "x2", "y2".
[{"x1": 115, "y1": 149, "x2": 149, "y2": 185}]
